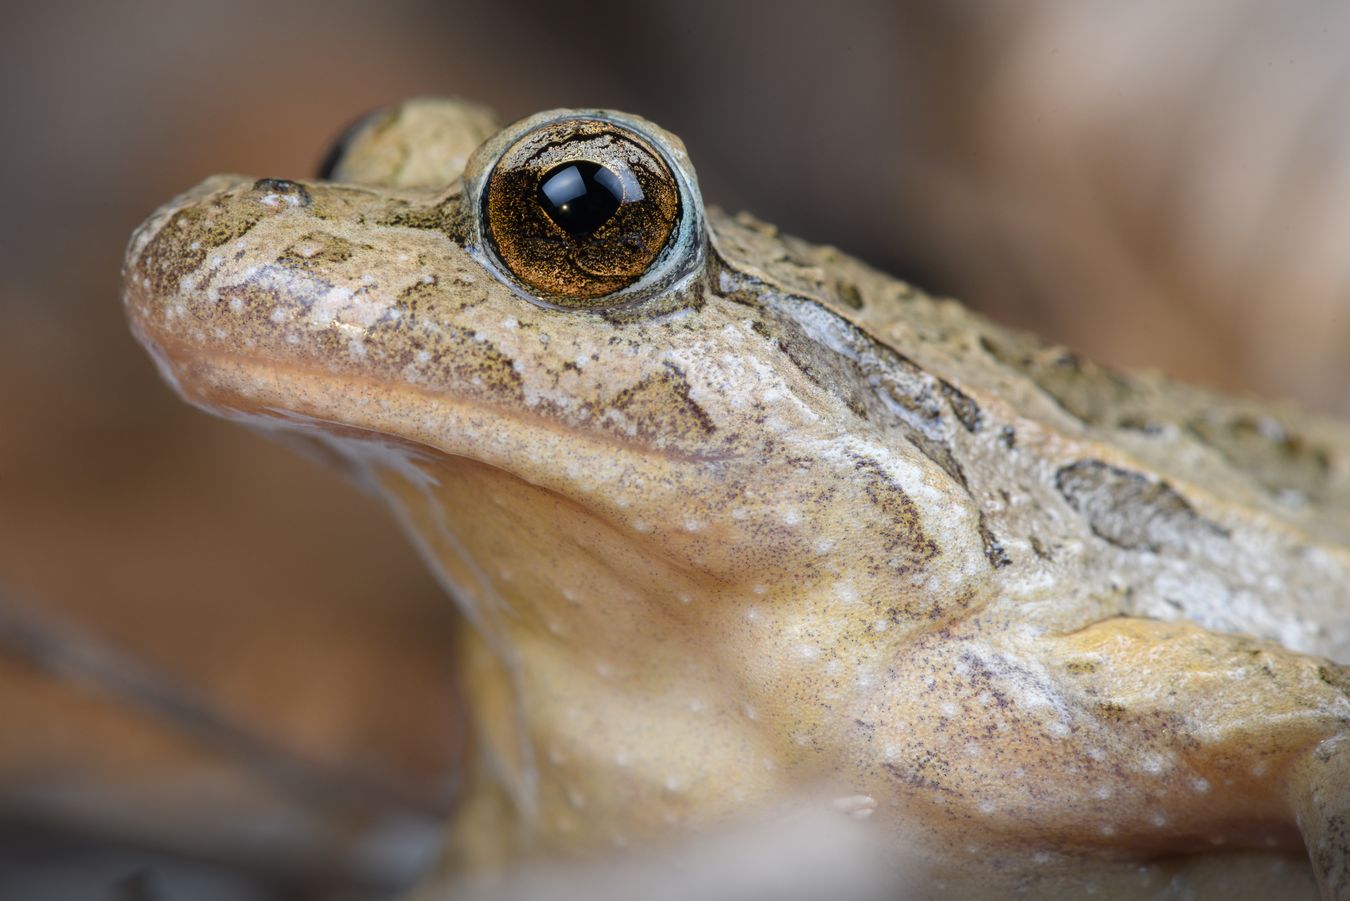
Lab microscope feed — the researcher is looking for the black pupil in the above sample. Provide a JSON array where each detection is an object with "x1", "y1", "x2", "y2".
[{"x1": 537, "y1": 161, "x2": 624, "y2": 239}]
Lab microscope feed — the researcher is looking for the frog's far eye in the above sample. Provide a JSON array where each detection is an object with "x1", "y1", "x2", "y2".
[{"x1": 480, "y1": 118, "x2": 683, "y2": 307}]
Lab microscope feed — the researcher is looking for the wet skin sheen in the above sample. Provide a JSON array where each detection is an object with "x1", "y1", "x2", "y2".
[{"x1": 123, "y1": 99, "x2": 1350, "y2": 899}]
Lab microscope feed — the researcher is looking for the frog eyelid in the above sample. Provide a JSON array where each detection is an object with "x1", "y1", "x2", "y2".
[{"x1": 462, "y1": 109, "x2": 708, "y2": 313}]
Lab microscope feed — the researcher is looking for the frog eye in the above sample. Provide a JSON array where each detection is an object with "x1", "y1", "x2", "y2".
[{"x1": 475, "y1": 114, "x2": 697, "y2": 309}]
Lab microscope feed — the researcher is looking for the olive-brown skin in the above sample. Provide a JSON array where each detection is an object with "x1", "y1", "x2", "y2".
[{"x1": 123, "y1": 100, "x2": 1350, "y2": 899}]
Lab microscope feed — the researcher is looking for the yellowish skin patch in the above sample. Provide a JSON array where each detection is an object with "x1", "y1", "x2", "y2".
[{"x1": 123, "y1": 100, "x2": 1350, "y2": 898}]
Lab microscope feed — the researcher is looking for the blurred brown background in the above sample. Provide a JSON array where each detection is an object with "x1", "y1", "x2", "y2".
[{"x1": 3, "y1": 1, "x2": 1350, "y2": 898}]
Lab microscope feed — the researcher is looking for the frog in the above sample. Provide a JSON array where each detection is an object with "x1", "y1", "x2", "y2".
[{"x1": 122, "y1": 99, "x2": 1350, "y2": 899}]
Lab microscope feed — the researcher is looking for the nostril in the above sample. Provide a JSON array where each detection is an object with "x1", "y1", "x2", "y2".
[{"x1": 251, "y1": 178, "x2": 311, "y2": 209}]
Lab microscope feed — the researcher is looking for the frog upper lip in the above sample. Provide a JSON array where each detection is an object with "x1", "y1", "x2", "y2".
[{"x1": 141, "y1": 336, "x2": 739, "y2": 464}]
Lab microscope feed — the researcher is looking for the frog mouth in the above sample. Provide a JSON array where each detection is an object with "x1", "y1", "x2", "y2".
[{"x1": 140, "y1": 337, "x2": 733, "y2": 526}]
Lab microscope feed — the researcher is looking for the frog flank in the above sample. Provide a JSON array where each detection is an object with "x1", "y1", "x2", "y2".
[{"x1": 124, "y1": 99, "x2": 1350, "y2": 900}]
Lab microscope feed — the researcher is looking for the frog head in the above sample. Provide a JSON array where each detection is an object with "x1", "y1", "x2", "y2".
[{"x1": 123, "y1": 101, "x2": 985, "y2": 626}]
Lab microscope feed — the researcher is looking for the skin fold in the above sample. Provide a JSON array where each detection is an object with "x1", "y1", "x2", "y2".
[{"x1": 123, "y1": 99, "x2": 1350, "y2": 899}]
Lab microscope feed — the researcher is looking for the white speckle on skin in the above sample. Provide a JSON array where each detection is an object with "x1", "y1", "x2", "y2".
[
  {"x1": 978, "y1": 800, "x2": 997, "y2": 815},
  {"x1": 1141, "y1": 755, "x2": 1169, "y2": 775},
  {"x1": 742, "y1": 703, "x2": 758, "y2": 721},
  {"x1": 965, "y1": 743, "x2": 982, "y2": 757},
  {"x1": 814, "y1": 538, "x2": 835, "y2": 554},
  {"x1": 1047, "y1": 721, "x2": 1071, "y2": 738},
  {"x1": 663, "y1": 775, "x2": 681, "y2": 793},
  {"x1": 752, "y1": 583, "x2": 767, "y2": 596},
  {"x1": 1100, "y1": 824, "x2": 1117, "y2": 837},
  {"x1": 745, "y1": 606, "x2": 762, "y2": 624},
  {"x1": 939, "y1": 702, "x2": 959, "y2": 718},
  {"x1": 682, "y1": 517, "x2": 703, "y2": 532},
  {"x1": 782, "y1": 509, "x2": 801, "y2": 526},
  {"x1": 1094, "y1": 786, "x2": 1112, "y2": 800},
  {"x1": 228, "y1": 297, "x2": 244, "y2": 314},
  {"x1": 797, "y1": 643, "x2": 820, "y2": 660},
  {"x1": 730, "y1": 507, "x2": 749, "y2": 520},
  {"x1": 824, "y1": 659, "x2": 842, "y2": 676},
  {"x1": 873, "y1": 620, "x2": 888, "y2": 633},
  {"x1": 1088, "y1": 747, "x2": 1107, "y2": 762},
  {"x1": 835, "y1": 582, "x2": 859, "y2": 604},
  {"x1": 1252, "y1": 762, "x2": 1268, "y2": 777},
  {"x1": 632, "y1": 519, "x2": 650, "y2": 533},
  {"x1": 269, "y1": 307, "x2": 288, "y2": 324},
  {"x1": 574, "y1": 355, "x2": 588, "y2": 368},
  {"x1": 688, "y1": 698, "x2": 707, "y2": 714},
  {"x1": 419, "y1": 273, "x2": 434, "y2": 284},
  {"x1": 1192, "y1": 777, "x2": 1211, "y2": 794},
  {"x1": 1150, "y1": 812, "x2": 1168, "y2": 827},
  {"x1": 615, "y1": 751, "x2": 632, "y2": 768},
  {"x1": 414, "y1": 349, "x2": 431, "y2": 364}
]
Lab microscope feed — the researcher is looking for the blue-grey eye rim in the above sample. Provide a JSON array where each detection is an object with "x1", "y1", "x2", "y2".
[{"x1": 463, "y1": 110, "x2": 707, "y2": 311}]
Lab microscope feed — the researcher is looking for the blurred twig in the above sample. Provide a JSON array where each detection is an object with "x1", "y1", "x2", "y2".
[{"x1": 0, "y1": 582, "x2": 453, "y2": 819}]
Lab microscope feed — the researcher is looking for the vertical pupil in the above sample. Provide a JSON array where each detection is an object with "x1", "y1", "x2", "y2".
[{"x1": 537, "y1": 161, "x2": 624, "y2": 239}]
